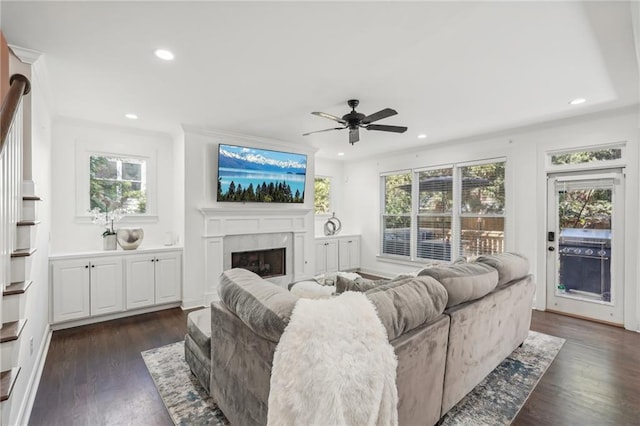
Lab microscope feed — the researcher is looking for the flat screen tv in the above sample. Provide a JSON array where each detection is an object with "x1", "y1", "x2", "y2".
[{"x1": 217, "y1": 143, "x2": 307, "y2": 203}]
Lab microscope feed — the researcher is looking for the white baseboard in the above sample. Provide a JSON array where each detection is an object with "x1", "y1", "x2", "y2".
[
  {"x1": 16, "y1": 324, "x2": 52, "y2": 426},
  {"x1": 50, "y1": 303, "x2": 181, "y2": 331},
  {"x1": 181, "y1": 297, "x2": 206, "y2": 310}
]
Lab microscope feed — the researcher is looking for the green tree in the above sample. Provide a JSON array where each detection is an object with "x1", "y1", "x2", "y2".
[{"x1": 314, "y1": 177, "x2": 331, "y2": 214}]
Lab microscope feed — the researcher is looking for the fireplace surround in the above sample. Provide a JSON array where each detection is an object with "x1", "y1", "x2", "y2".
[{"x1": 201, "y1": 208, "x2": 313, "y2": 303}]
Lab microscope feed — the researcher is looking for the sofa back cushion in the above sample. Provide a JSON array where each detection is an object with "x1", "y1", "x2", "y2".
[
  {"x1": 474, "y1": 252, "x2": 529, "y2": 287},
  {"x1": 218, "y1": 268, "x2": 299, "y2": 342},
  {"x1": 335, "y1": 275, "x2": 391, "y2": 293},
  {"x1": 418, "y1": 262, "x2": 498, "y2": 308},
  {"x1": 365, "y1": 276, "x2": 448, "y2": 340}
]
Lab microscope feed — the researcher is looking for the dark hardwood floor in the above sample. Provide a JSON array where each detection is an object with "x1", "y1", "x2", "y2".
[{"x1": 29, "y1": 308, "x2": 639, "y2": 425}]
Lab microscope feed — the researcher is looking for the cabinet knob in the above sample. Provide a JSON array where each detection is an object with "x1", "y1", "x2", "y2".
[
  {"x1": 91, "y1": 264, "x2": 95, "y2": 268},
  {"x1": 85, "y1": 265, "x2": 89, "y2": 269}
]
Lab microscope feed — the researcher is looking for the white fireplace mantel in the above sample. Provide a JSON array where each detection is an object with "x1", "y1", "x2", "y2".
[
  {"x1": 200, "y1": 207, "x2": 314, "y2": 303},
  {"x1": 200, "y1": 207, "x2": 312, "y2": 237}
]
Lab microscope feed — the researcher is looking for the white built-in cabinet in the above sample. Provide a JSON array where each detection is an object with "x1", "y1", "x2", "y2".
[
  {"x1": 315, "y1": 235, "x2": 361, "y2": 275},
  {"x1": 125, "y1": 252, "x2": 182, "y2": 309},
  {"x1": 339, "y1": 237, "x2": 361, "y2": 271},
  {"x1": 51, "y1": 257, "x2": 124, "y2": 323},
  {"x1": 50, "y1": 247, "x2": 182, "y2": 326},
  {"x1": 315, "y1": 239, "x2": 339, "y2": 275}
]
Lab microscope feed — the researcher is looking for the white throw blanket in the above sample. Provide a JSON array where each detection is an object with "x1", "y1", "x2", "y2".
[{"x1": 267, "y1": 292, "x2": 398, "y2": 426}]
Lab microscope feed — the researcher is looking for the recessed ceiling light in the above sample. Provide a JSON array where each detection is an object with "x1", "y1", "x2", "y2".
[
  {"x1": 125, "y1": 113, "x2": 138, "y2": 120},
  {"x1": 154, "y1": 49, "x2": 175, "y2": 61},
  {"x1": 569, "y1": 98, "x2": 586, "y2": 105},
  {"x1": 417, "y1": 134, "x2": 427, "y2": 139},
  {"x1": 337, "y1": 152, "x2": 345, "y2": 156}
]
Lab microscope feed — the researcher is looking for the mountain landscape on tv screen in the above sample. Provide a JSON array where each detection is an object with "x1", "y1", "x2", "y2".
[
  {"x1": 218, "y1": 146, "x2": 306, "y2": 174},
  {"x1": 217, "y1": 145, "x2": 306, "y2": 203}
]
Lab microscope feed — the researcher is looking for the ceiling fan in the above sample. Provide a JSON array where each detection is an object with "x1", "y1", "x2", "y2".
[{"x1": 303, "y1": 99, "x2": 408, "y2": 145}]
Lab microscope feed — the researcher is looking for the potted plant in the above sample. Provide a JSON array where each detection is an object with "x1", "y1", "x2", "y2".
[{"x1": 89, "y1": 206, "x2": 126, "y2": 250}]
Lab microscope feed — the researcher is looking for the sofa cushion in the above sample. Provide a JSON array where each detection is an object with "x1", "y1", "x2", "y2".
[
  {"x1": 187, "y1": 307, "x2": 212, "y2": 358},
  {"x1": 365, "y1": 276, "x2": 448, "y2": 340},
  {"x1": 335, "y1": 275, "x2": 391, "y2": 293},
  {"x1": 218, "y1": 268, "x2": 299, "y2": 342},
  {"x1": 418, "y1": 262, "x2": 498, "y2": 307},
  {"x1": 474, "y1": 252, "x2": 529, "y2": 287}
]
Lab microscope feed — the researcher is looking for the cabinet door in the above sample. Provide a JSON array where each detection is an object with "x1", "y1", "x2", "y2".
[
  {"x1": 90, "y1": 258, "x2": 124, "y2": 316},
  {"x1": 51, "y1": 259, "x2": 90, "y2": 323},
  {"x1": 125, "y1": 255, "x2": 156, "y2": 309},
  {"x1": 155, "y1": 252, "x2": 182, "y2": 304},
  {"x1": 314, "y1": 241, "x2": 328, "y2": 275},
  {"x1": 339, "y1": 237, "x2": 361, "y2": 270},
  {"x1": 325, "y1": 239, "x2": 339, "y2": 273}
]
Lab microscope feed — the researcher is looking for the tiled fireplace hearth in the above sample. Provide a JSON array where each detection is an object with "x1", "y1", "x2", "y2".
[{"x1": 200, "y1": 208, "x2": 312, "y2": 303}]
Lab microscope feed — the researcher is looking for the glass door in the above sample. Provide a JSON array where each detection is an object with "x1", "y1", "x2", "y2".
[{"x1": 546, "y1": 171, "x2": 624, "y2": 324}]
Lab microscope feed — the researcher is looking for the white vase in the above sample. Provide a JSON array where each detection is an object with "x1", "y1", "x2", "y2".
[
  {"x1": 103, "y1": 234, "x2": 117, "y2": 250},
  {"x1": 116, "y1": 228, "x2": 144, "y2": 250}
]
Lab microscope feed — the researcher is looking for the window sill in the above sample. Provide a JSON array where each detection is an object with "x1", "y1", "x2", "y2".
[
  {"x1": 376, "y1": 255, "x2": 447, "y2": 268},
  {"x1": 75, "y1": 215, "x2": 159, "y2": 225}
]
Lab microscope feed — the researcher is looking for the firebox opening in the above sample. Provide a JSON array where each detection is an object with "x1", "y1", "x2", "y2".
[{"x1": 231, "y1": 247, "x2": 286, "y2": 278}]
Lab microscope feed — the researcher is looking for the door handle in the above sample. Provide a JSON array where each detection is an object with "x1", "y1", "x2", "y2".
[{"x1": 548, "y1": 246, "x2": 555, "y2": 252}]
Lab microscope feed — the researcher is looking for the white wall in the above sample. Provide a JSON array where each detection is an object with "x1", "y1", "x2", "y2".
[
  {"x1": 313, "y1": 157, "x2": 346, "y2": 236},
  {"x1": 182, "y1": 128, "x2": 316, "y2": 308},
  {"x1": 4, "y1": 56, "x2": 53, "y2": 426},
  {"x1": 342, "y1": 106, "x2": 639, "y2": 331},
  {"x1": 49, "y1": 119, "x2": 179, "y2": 253}
]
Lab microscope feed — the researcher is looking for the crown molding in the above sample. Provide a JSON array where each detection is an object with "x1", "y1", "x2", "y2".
[{"x1": 8, "y1": 45, "x2": 42, "y2": 64}]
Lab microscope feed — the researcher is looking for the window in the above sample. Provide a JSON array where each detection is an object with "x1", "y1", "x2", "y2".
[
  {"x1": 314, "y1": 177, "x2": 331, "y2": 214},
  {"x1": 380, "y1": 160, "x2": 506, "y2": 262},
  {"x1": 551, "y1": 147, "x2": 622, "y2": 166},
  {"x1": 90, "y1": 155, "x2": 147, "y2": 213},
  {"x1": 416, "y1": 167, "x2": 453, "y2": 261},
  {"x1": 381, "y1": 172, "x2": 412, "y2": 257},
  {"x1": 458, "y1": 162, "x2": 505, "y2": 257}
]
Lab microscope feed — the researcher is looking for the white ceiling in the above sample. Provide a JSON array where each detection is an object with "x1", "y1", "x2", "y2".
[{"x1": 1, "y1": 1, "x2": 638, "y2": 160}]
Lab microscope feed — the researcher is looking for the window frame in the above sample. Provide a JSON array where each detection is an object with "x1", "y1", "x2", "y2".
[
  {"x1": 546, "y1": 142, "x2": 626, "y2": 172},
  {"x1": 379, "y1": 158, "x2": 506, "y2": 264},
  {"x1": 380, "y1": 170, "x2": 413, "y2": 259},
  {"x1": 76, "y1": 143, "x2": 158, "y2": 223},
  {"x1": 314, "y1": 175, "x2": 333, "y2": 216}
]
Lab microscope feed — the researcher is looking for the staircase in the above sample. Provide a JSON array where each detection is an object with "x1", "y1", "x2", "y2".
[{"x1": 0, "y1": 74, "x2": 35, "y2": 412}]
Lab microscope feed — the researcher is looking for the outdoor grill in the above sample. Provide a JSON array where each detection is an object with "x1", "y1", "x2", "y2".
[{"x1": 558, "y1": 228, "x2": 611, "y2": 302}]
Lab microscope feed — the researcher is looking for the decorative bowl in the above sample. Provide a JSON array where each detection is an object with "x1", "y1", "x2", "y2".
[{"x1": 116, "y1": 228, "x2": 144, "y2": 250}]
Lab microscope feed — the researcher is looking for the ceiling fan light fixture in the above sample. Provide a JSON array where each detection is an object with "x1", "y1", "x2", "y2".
[
  {"x1": 569, "y1": 98, "x2": 586, "y2": 105},
  {"x1": 125, "y1": 113, "x2": 138, "y2": 120},
  {"x1": 418, "y1": 133, "x2": 427, "y2": 139},
  {"x1": 337, "y1": 152, "x2": 345, "y2": 156}
]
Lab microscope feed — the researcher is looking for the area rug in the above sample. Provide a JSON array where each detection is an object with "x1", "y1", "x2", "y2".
[{"x1": 141, "y1": 330, "x2": 564, "y2": 426}]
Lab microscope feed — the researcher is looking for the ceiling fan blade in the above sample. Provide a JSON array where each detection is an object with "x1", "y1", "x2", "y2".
[
  {"x1": 362, "y1": 108, "x2": 397, "y2": 124},
  {"x1": 312, "y1": 111, "x2": 347, "y2": 125},
  {"x1": 349, "y1": 127, "x2": 360, "y2": 144},
  {"x1": 365, "y1": 124, "x2": 408, "y2": 133},
  {"x1": 302, "y1": 127, "x2": 344, "y2": 136}
]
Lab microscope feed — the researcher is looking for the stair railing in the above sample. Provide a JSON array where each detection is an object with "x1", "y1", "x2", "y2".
[{"x1": 1, "y1": 73, "x2": 31, "y2": 291}]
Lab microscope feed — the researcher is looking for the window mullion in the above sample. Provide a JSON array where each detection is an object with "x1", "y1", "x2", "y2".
[
  {"x1": 411, "y1": 170, "x2": 419, "y2": 260},
  {"x1": 452, "y1": 165, "x2": 461, "y2": 260}
]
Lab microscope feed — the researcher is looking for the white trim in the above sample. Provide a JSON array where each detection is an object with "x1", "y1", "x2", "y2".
[
  {"x1": 181, "y1": 299, "x2": 207, "y2": 310},
  {"x1": 17, "y1": 325, "x2": 52, "y2": 426},
  {"x1": 545, "y1": 142, "x2": 627, "y2": 172},
  {"x1": 555, "y1": 172, "x2": 619, "y2": 182},
  {"x1": 50, "y1": 303, "x2": 181, "y2": 330},
  {"x1": 8, "y1": 45, "x2": 42, "y2": 64},
  {"x1": 74, "y1": 140, "x2": 158, "y2": 218}
]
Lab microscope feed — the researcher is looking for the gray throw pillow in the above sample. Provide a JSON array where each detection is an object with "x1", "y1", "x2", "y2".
[
  {"x1": 474, "y1": 252, "x2": 529, "y2": 287},
  {"x1": 365, "y1": 276, "x2": 448, "y2": 340},
  {"x1": 218, "y1": 268, "x2": 299, "y2": 342},
  {"x1": 418, "y1": 262, "x2": 498, "y2": 307}
]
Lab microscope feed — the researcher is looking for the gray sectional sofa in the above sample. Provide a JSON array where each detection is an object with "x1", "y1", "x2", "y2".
[{"x1": 185, "y1": 252, "x2": 534, "y2": 425}]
